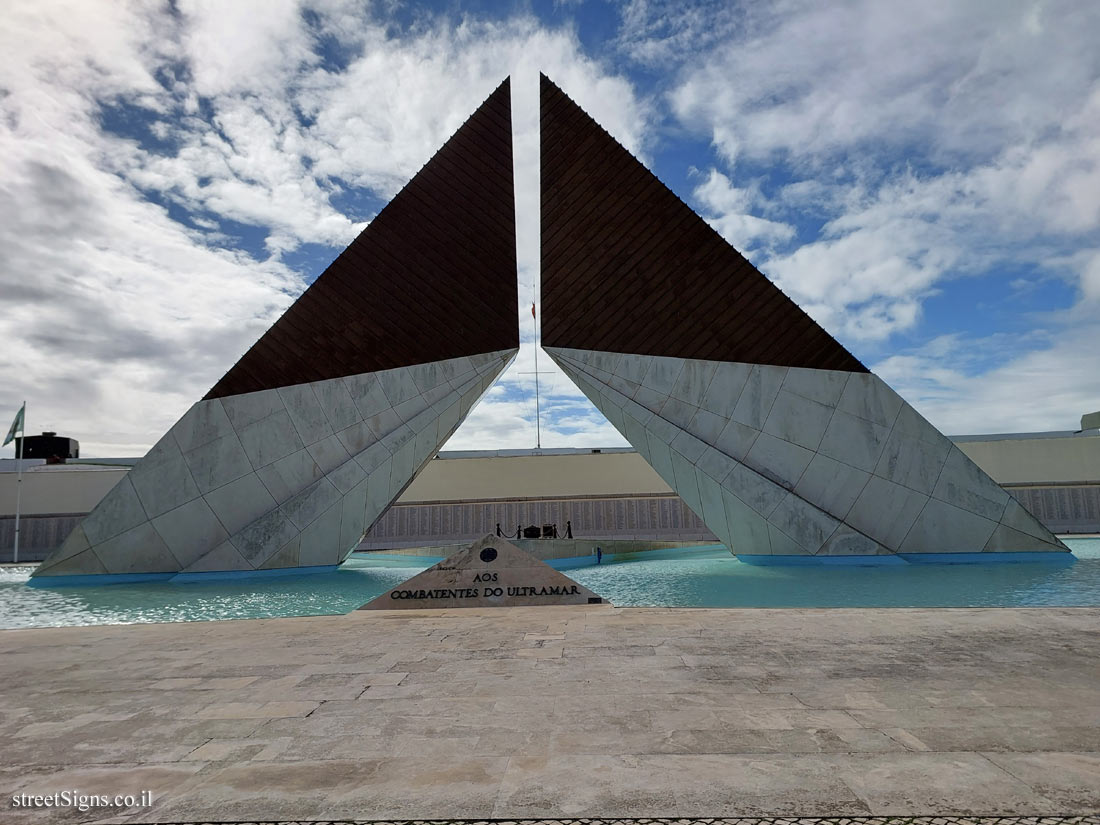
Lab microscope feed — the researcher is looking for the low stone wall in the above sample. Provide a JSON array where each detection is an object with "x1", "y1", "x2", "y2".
[
  {"x1": 359, "y1": 537, "x2": 714, "y2": 561},
  {"x1": 6, "y1": 483, "x2": 1097, "y2": 563},
  {"x1": 359, "y1": 486, "x2": 1100, "y2": 551},
  {"x1": 0, "y1": 514, "x2": 84, "y2": 563},
  {"x1": 1007, "y1": 484, "x2": 1100, "y2": 534},
  {"x1": 359, "y1": 492, "x2": 717, "y2": 550}
]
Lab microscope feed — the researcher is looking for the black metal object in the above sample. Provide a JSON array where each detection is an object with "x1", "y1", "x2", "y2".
[{"x1": 14, "y1": 432, "x2": 79, "y2": 460}]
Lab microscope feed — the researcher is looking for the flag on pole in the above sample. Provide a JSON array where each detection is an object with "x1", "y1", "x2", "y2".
[
  {"x1": 3, "y1": 403, "x2": 24, "y2": 447},
  {"x1": 531, "y1": 302, "x2": 536, "y2": 320}
]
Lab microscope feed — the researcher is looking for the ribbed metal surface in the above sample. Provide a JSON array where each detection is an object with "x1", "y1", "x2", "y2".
[
  {"x1": 206, "y1": 78, "x2": 518, "y2": 400},
  {"x1": 540, "y1": 74, "x2": 867, "y2": 373}
]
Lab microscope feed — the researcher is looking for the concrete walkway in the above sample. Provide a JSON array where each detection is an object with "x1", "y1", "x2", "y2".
[{"x1": 1, "y1": 607, "x2": 1098, "y2": 823}]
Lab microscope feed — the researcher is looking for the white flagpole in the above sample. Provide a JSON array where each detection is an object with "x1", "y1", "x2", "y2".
[
  {"x1": 13, "y1": 402, "x2": 24, "y2": 565},
  {"x1": 532, "y1": 305, "x2": 541, "y2": 450}
]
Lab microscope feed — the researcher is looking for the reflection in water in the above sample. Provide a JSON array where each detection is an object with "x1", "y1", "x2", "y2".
[
  {"x1": 0, "y1": 558, "x2": 426, "y2": 630},
  {"x1": 570, "y1": 544, "x2": 1099, "y2": 608},
  {"x1": 0, "y1": 538, "x2": 1096, "y2": 629}
]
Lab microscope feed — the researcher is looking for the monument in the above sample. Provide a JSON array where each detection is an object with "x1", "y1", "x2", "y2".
[
  {"x1": 359, "y1": 534, "x2": 607, "y2": 609},
  {"x1": 32, "y1": 80, "x2": 519, "y2": 581},
  {"x1": 539, "y1": 74, "x2": 1067, "y2": 562},
  {"x1": 29, "y1": 73, "x2": 1067, "y2": 582}
]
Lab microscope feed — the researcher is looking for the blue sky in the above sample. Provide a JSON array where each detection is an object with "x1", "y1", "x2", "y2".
[{"x1": 1, "y1": 0, "x2": 1098, "y2": 456}]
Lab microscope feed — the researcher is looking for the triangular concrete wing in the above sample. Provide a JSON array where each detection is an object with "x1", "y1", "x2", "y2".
[
  {"x1": 34, "y1": 80, "x2": 520, "y2": 581},
  {"x1": 540, "y1": 74, "x2": 1066, "y2": 561}
]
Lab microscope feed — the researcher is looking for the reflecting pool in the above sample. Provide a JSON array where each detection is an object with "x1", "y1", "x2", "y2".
[{"x1": 0, "y1": 538, "x2": 1096, "y2": 629}]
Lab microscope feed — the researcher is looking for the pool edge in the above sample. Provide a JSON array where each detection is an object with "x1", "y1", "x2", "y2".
[
  {"x1": 25, "y1": 565, "x2": 340, "y2": 587},
  {"x1": 736, "y1": 551, "x2": 1077, "y2": 566}
]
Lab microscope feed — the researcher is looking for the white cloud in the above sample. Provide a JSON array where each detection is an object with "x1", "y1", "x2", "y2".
[
  {"x1": 445, "y1": 337, "x2": 629, "y2": 451},
  {"x1": 0, "y1": 2, "x2": 302, "y2": 454},
  {"x1": 1078, "y1": 251, "x2": 1100, "y2": 303},
  {"x1": 875, "y1": 321, "x2": 1100, "y2": 435},
  {"x1": 669, "y1": 1, "x2": 1100, "y2": 166},
  {"x1": 756, "y1": 111, "x2": 1100, "y2": 341},
  {"x1": 0, "y1": 1, "x2": 652, "y2": 456},
  {"x1": 616, "y1": 0, "x2": 751, "y2": 69},
  {"x1": 178, "y1": 0, "x2": 317, "y2": 97},
  {"x1": 692, "y1": 168, "x2": 794, "y2": 254},
  {"x1": 620, "y1": 0, "x2": 1100, "y2": 434},
  {"x1": 446, "y1": 384, "x2": 629, "y2": 450},
  {"x1": 6, "y1": 0, "x2": 1094, "y2": 461},
  {"x1": 661, "y1": 2, "x2": 1100, "y2": 333}
]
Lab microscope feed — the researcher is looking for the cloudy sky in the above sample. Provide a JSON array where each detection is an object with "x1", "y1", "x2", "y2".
[{"x1": 2, "y1": 0, "x2": 1098, "y2": 457}]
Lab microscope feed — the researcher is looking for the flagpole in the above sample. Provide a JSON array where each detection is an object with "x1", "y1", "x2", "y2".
[
  {"x1": 532, "y1": 305, "x2": 541, "y2": 449},
  {"x1": 13, "y1": 401, "x2": 24, "y2": 565}
]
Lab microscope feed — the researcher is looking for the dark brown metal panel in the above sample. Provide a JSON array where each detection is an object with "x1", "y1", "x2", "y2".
[
  {"x1": 539, "y1": 74, "x2": 867, "y2": 373},
  {"x1": 206, "y1": 78, "x2": 519, "y2": 400}
]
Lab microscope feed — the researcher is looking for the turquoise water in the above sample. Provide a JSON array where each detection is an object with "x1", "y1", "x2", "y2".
[
  {"x1": 0, "y1": 538, "x2": 1097, "y2": 628},
  {"x1": 0, "y1": 557, "x2": 427, "y2": 630},
  {"x1": 568, "y1": 539, "x2": 1100, "y2": 608}
]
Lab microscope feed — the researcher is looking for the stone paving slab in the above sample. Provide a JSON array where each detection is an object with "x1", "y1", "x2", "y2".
[{"x1": 1, "y1": 607, "x2": 1099, "y2": 823}]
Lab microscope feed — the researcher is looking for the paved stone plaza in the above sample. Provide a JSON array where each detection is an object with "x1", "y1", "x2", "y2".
[
  {"x1": 2, "y1": 607, "x2": 1099, "y2": 823},
  {"x1": 85, "y1": 819, "x2": 1100, "y2": 825}
]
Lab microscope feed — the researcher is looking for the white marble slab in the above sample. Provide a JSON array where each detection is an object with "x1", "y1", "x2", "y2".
[
  {"x1": 34, "y1": 351, "x2": 517, "y2": 578},
  {"x1": 547, "y1": 351, "x2": 1064, "y2": 560},
  {"x1": 203, "y1": 473, "x2": 278, "y2": 537},
  {"x1": 128, "y1": 434, "x2": 201, "y2": 520},
  {"x1": 932, "y1": 446, "x2": 1010, "y2": 522},
  {"x1": 183, "y1": 431, "x2": 253, "y2": 495},
  {"x1": 171, "y1": 399, "x2": 234, "y2": 454},
  {"x1": 793, "y1": 453, "x2": 871, "y2": 521},
  {"x1": 762, "y1": 389, "x2": 834, "y2": 451},
  {"x1": 731, "y1": 365, "x2": 787, "y2": 429},
  {"x1": 836, "y1": 373, "x2": 904, "y2": 428},
  {"x1": 152, "y1": 497, "x2": 230, "y2": 570},
  {"x1": 846, "y1": 475, "x2": 929, "y2": 550},
  {"x1": 782, "y1": 367, "x2": 849, "y2": 407}
]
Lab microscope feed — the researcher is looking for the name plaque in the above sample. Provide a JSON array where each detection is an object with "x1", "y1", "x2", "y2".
[{"x1": 358, "y1": 534, "x2": 607, "y2": 610}]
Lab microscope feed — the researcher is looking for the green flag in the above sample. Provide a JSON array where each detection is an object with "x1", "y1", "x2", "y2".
[{"x1": 3, "y1": 403, "x2": 24, "y2": 447}]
